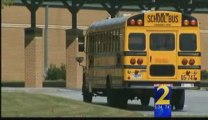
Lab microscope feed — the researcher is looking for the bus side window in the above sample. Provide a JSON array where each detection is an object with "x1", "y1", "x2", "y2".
[
  {"x1": 111, "y1": 31, "x2": 114, "y2": 52},
  {"x1": 106, "y1": 31, "x2": 110, "y2": 52},
  {"x1": 92, "y1": 34, "x2": 95, "y2": 53},
  {"x1": 112, "y1": 30, "x2": 116, "y2": 52},
  {"x1": 100, "y1": 33, "x2": 104, "y2": 53},
  {"x1": 96, "y1": 34, "x2": 100, "y2": 53},
  {"x1": 103, "y1": 32, "x2": 107, "y2": 53},
  {"x1": 116, "y1": 29, "x2": 120, "y2": 51}
]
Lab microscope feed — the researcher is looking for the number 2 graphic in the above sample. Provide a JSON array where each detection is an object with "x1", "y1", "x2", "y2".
[{"x1": 155, "y1": 85, "x2": 170, "y2": 105}]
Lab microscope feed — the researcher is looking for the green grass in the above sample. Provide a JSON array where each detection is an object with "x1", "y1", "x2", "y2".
[{"x1": 2, "y1": 91, "x2": 145, "y2": 117}]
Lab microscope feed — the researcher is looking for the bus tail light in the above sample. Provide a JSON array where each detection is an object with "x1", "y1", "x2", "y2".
[
  {"x1": 190, "y1": 19, "x2": 197, "y2": 26},
  {"x1": 137, "y1": 19, "x2": 143, "y2": 26},
  {"x1": 130, "y1": 58, "x2": 136, "y2": 65},
  {"x1": 137, "y1": 58, "x2": 143, "y2": 65},
  {"x1": 183, "y1": 19, "x2": 189, "y2": 26},
  {"x1": 129, "y1": 19, "x2": 136, "y2": 25},
  {"x1": 183, "y1": 19, "x2": 197, "y2": 26},
  {"x1": 189, "y1": 58, "x2": 195, "y2": 65},
  {"x1": 182, "y1": 58, "x2": 188, "y2": 65}
]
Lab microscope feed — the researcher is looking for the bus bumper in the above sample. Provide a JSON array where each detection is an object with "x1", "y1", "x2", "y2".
[{"x1": 123, "y1": 81, "x2": 200, "y2": 90}]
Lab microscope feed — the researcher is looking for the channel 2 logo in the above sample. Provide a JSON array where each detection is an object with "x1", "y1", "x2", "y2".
[{"x1": 154, "y1": 84, "x2": 172, "y2": 118}]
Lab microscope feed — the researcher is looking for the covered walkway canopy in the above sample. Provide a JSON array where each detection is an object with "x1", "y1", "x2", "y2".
[{"x1": 13, "y1": 0, "x2": 208, "y2": 29}]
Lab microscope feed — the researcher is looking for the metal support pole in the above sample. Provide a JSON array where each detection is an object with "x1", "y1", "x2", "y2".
[
  {"x1": 72, "y1": 10, "x2": 77, "y2": 29},
  {"x1": 44, "y1": 5, "x2": 49, "y2": 78},
  {"x1": 31, "y1": 0, "x2": 36, "y2": 28}
]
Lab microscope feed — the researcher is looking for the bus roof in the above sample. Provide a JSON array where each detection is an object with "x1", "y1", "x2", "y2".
[
  {"x1": 86, "y1": 11, "x2": 199, "y2": 33},
  {"x1": 87, "y1": 16, "x2": 128, "y2": 33}
]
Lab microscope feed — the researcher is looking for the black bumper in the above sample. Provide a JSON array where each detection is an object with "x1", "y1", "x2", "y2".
[{"x1": 122, "y1": 81, "x2": 200, "y2": 90}]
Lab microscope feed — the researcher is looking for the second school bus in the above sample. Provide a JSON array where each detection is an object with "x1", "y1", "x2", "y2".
[{"x1": 78, "y1": 11, "x2": 201, "y2": 110}]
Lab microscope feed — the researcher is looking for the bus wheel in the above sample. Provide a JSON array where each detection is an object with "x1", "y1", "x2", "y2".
[
  {"x1": 106, "y1": 75, "x2": 115, "y2": 107},
  {"x1": 107, "y1": 90, "x2": 128, "y2": 108},
  {"x1": 117, "y1": 95, "x2": 128, "y2": 109},
  {"x1": 82, "y1": 74, "x2": 92, "y2": 103},
  {"x1": 107, "y1": 90, "x2": 117, "y2": 107},
  {"x1": 83, "y1": 88, "x2": 92, "y2": 103},
  {"x1": 174, "y1": 90, "x2": 185, "y2": 110},
  {"x1": 106, "y1": 75, "x2": 116, "y2": 107},
  {"x1": 140, "y1": 95, "x2": 150, "y2": 106}
]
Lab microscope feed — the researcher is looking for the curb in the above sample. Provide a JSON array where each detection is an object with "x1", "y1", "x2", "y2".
[
  {"x1": 200, "y1": 87, "x2": 208, "y2": 91},
  {"x1": 200, "y1": 81, "x2": 208, "y2": 87}
]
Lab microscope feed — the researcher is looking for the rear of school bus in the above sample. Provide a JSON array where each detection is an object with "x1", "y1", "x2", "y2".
[{"x1": 123, "y1": 11, "x2": 201, "y2": 110}]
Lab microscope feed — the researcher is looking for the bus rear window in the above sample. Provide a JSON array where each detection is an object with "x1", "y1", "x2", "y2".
[
  {"x1": 150, "y1": 33, "x2": 175, "y2": 51},
  {"x1": 128, "y1": 33, "x2": 145, "y2": 50},
  {"x1": 180, "y1": 34, "x2": 197, "y2": 51}
]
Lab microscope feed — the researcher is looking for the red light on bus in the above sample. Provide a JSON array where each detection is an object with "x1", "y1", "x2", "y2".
[
  {"x1": 137, "y1": 19, "x2": 143, "y2": 26},
  {"x1": 183, "y1": 19, "x2": 189, "y2": 26},
  {"x1": 137, "y1": 58, "x2": 143, "y2": 65},
  {"x1": 191, "y1": 20, "x2": 197, "y2": 26},
  {"x1": 182, "y1": 58, "x2": 188, "y2": 65},
  {"x1": 130, "y1": 58, "x2": 136, "y2": 65},
  {"x1": 189, "y1": 58, "x2": 195, "y2": 65},
  {"x1": 130, "y1": 19, "x2": 136, "y2": 25}
]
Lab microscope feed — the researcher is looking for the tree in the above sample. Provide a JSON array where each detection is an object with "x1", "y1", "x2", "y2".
[{"x1": 2, "y1": 0, "x2": 14, "y2": 9}]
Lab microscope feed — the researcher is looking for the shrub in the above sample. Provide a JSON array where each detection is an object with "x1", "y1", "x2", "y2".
[
  {"x1": 46, "y1": 64, "x2": 66, "y2": 80},
  {"x1": 201, "y1": 70, "x2": 208, "y2": 80}
]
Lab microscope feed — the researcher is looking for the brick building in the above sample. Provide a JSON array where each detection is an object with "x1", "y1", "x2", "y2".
[{"x1": 1, "y1": 5, "x2": 208, "y2": 84}]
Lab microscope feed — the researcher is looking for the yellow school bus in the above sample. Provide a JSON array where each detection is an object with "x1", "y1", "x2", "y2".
[{"x1": 81, "y1": 11, "x2": 201, "y2": 110}]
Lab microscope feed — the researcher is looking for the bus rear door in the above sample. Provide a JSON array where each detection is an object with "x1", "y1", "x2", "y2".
[{"x1": 148, "y1": 31, "x2": 177, "y2": 80}]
